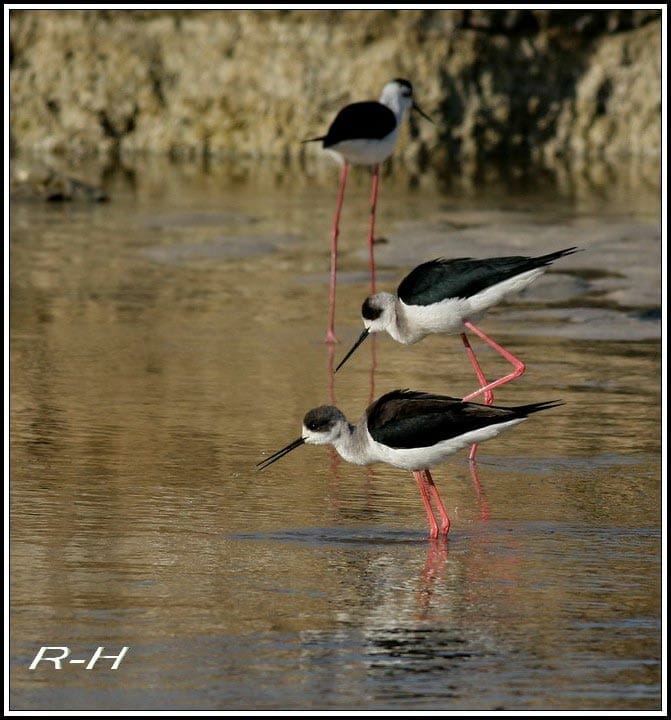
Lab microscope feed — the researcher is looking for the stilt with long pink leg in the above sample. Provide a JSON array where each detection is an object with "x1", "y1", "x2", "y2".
[
  {"x1": 258, "y1": 389, "x2": 563, "y2": 539},
  {"x1": 302, "y1": 79, "x2": 433, "y2": 343},
  {"x1": 334, "y1": 248, "x2": 578, "y2": 378}
]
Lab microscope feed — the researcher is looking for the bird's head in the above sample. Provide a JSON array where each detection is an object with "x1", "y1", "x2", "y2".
[
  {"x1": 256, "y1": 406, "x2": 349, "y2": 471},
  {"x1": 362, "y1": 292, "x2": 397, "y2": 334},
  {"x1": 334, "y1": 293, "x2": 396, "y2": 373},
  {"x1": 302, "y1": 406, "x2": 349, "y2": 445},
  {"x1": 380, "y1": 78, "x2": 433, "y2": 123}
]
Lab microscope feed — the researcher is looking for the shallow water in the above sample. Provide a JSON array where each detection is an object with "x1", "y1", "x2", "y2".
[{"x1": 9, "y1": 158, "x2": 662, "y2": 710}]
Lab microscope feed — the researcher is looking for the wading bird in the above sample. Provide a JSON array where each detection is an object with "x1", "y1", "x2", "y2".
[
  {"x1": 334, "y1": 247, "x2": 577, "y2": 459},
  {"x1": 303, "y1": 78, "x2": 433, "y2": 343},
  {"x1": 257, "y1": 389, "x2": 562, "y2": 538}
]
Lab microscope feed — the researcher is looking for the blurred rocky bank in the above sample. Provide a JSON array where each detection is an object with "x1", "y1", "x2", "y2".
[{"x1": 9, "y1": 9, "x2": 662, "y2": 200}]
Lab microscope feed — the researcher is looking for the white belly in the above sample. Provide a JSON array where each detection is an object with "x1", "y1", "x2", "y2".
[
  {"x1": 326, "y1": 132, "x2": 398, "y2": 165},
  {"x1": 367, "y1": 419, "x2": 526, "y2": 470},
  {"x1": 399, "y1": 298, "x2": 473, "y2": 342},
  {"x1": 397, "y1": 268, "x2": 546, "y2": 343}
]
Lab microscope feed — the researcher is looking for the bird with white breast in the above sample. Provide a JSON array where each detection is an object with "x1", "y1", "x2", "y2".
[
  {"x1": 304, "y1": 78, "x2": 433, "y2": 343},
  {"x1": 257, "y1": 389, "x2": 563, "y2": 538}
]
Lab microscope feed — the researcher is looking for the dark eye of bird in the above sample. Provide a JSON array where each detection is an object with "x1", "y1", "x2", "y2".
[{"x1": 362, "y1": 298, "x2": 383, "y2": 321}]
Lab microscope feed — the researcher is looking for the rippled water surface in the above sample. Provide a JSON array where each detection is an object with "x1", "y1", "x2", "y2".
[{"x1": 9, "y1": 159, "x2": 662, "y2": 710}]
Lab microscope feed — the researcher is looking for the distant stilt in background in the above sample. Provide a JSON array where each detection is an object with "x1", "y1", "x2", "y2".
[{"x1": 302, "y1": 78, "x2": 433, "y2": 343}]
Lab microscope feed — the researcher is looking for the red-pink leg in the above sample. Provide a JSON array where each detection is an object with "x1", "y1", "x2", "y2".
[
  {"x1": 413, "y1": 470, "x2": 438, "y2": 539},
  {"x1": 326, "y1": 342, "x2": 336, "y2": 405},
  {"x1": 367, "y1": 164, "x2": 380, "y2": 294},
  {"x1": 460, "y1": 332, "x2": 493, "y2": 460},
  {"x1": 460, "y1": 320, "x2": 526, "y2": 401},
  {"x1": 326, "y1": 162, "x2": 349, "y2": 344},
  {"x1": 460, "y1": 333, "x2": 493, "y2": 405},
  {"x1": 423, "y1": 469, "x2": 451, "y2": 536}
]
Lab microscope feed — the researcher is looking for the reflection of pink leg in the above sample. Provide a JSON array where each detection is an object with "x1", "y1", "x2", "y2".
[
  {"x1": 367, "y1": 164, "x2": 380, "y2": 294},
  {"x1": 328, "y1": 446, "x2": 340, "y2": 475},
  {"x1": 468, "y1": 460, "x2": 490, "y2": 521},
  {"x1": 368, "y1": 335, "x2": 377, "y2": 407},
  {"x1": 326, "y1": 345, "x2": 340, "y2": 473},
  {"x1": 413, "y1": 470, "x2": 438, "y2": 538},
  {"x1": 424, "y1": 469, "x2": 451, "y2": 536},
  {"x1": 326, "y1": 163, "x2": 349, "y2": 344},
  {"x1": 417, "y1": 538, "x2": 449, "y2": 614},
  {"x1": 422, "y1": 538, "x2": 449, "y2": 582},
  {"x1": 460, "y1": 320, "x2": 526, "y2": 401},
  {"x1": 461, "y1": 332, "x2": 493, "y2": 460}
]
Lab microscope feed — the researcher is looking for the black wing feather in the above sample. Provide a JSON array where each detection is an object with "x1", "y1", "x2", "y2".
[
  {"x1": 397, "y1": 248, "x2": 579, "y2": 306},
  {"x1": 367, "y1": 390, "x2": 562, "y2": 449},
  {"x1": 323, "y1": 101, "x2": 397, "y2": 145}
]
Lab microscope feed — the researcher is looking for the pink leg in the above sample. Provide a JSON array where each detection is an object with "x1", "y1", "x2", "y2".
[
  {"x1": 460, "y1": 320, "x2": 526, "y2": 402},
  {"x1": 460, "y1": 333, "x2": 493, "y2": 460},
  {"x1": 326, "y1": 342, "x2": 336, "y2": 405},
  {"x1": 423, "y1": 469, "x2": 451, "y2": 536},
  {"x1": 326, "y1": 162, "x2": 349, "y2": 344},
  {"x1": 367, "y1": 164, "x2": 380, "y2": 294},
  {"x1": 460, "y1": 333, "x2": 493, "y2": 405},
  {"x1": 413, "y1": 470, "x2": 438, "y2": 539}
]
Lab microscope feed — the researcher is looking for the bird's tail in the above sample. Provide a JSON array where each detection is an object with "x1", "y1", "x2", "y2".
[
  {"x1": 301, "y1": 135, "x2": 326, "y2": 144},
  {"x1": 536, "y1": 247, "x2": 581, "y2": 265},
  {"x1": 513, "y1": 400, "x2": 565, "y2": 416}
]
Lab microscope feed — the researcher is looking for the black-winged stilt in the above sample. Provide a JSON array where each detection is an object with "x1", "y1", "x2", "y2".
[
  {"x1": 303, "y1": 78, "x2": 433, "y2": 343},
  {"x1": 257, "y1": 389, "x2": 563, "y2": 538}
]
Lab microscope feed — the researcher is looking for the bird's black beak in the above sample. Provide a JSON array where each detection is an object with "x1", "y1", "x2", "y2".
[
  {"x1": 334, "y1": 328, "x2": 370, "y2": 373},
  {"x1": 257, "y1": 437, "x2": 305, "y2": 471},
  {"x1": 412, "y1": 102, "x2": 434, "y2": 124}
]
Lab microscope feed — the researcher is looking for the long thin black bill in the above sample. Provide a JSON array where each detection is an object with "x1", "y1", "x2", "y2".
[
  {"x1": 334, "y1": 328, "x2": 370, "y2": 373},
  {"x1": 412, "y1": 102, "x2": 434, "y2": 124},
  {"x1": 256, "y1": 437, "x2": 305, "y2": 471}
]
